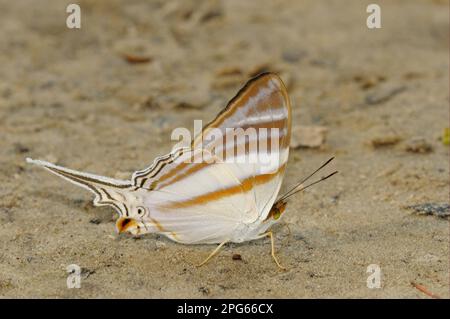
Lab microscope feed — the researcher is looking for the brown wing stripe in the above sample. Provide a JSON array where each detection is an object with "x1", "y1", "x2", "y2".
[
  {"x1": 199, "y1": 74, "x2": 277, "y2": 135},
  {"x1": 154, "y1": 117, "x2": 288, "y2": 190},
  {"x1": 155, "y1": 135, "x2": 287, "y2": 190},
  {"x1": 133, "y1": 148, "x2": 185, "y2": 184},
  {"x1": 191, "y1": 73, "x2": 287, "y2": 147}
]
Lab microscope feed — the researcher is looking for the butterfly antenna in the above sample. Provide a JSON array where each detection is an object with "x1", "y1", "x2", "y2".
[
  {"x1": 279, "y1": 170, "x2": 338, "y2": 201},
  {"x1": 279, "y1": 157, "x2": 335, "y2": 201}
]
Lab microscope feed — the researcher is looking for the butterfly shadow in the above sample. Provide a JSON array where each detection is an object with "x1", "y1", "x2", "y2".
[{"x1": 29, "y1": 189, "x2": 114, "y2": 223}]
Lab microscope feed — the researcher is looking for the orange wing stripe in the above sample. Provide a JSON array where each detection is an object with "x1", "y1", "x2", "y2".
[{"x1": 163, "y1": 164, "x2": 286, "y2": 209}]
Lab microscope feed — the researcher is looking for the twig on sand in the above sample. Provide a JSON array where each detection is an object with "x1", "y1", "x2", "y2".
[
  {"x1": 122, "y1": 53, "x2": 152, "y2": 64},
  {"x1": 410, "y1": 282, "x2": 441, "y2": 299}
]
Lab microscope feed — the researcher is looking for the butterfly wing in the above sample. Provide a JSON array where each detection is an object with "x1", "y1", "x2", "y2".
[
  {"x1": 133, "y1": 73, "x2": 291, "y2": 244},
  {"x1": 132, "y1": 147, "x2": 256, "y2": 243},
  {"x1": 196, "y1": 72, "x2": 292, "y2": 222}
]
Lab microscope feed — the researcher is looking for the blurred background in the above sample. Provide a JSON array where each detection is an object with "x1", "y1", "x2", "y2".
[{"x1": 0, "y1": 0, "x2": 448, "y2": 298}]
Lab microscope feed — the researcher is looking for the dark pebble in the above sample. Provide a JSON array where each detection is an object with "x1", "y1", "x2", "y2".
[
  {"x1": 198, "y1": 286, "x2": 210, "y2": 295},
  {"x1": 365, "y1": 86, "x2": 406, "y2": 105},
  {"x1": 407, "y1": 203, "x2": 450, "y2": 218},
  {"x1": 232, "y1": 254, "x2": 242, "y2": 261},
  {"x1": 14, "y1": 143, "x2": 30, "y2": 154}
]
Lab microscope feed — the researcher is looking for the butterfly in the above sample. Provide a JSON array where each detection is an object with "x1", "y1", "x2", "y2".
[{"x1": 27, "y1": 72, "x2": 336, "y2": 269}]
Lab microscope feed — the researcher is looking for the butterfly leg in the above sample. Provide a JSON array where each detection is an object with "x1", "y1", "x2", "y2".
[
  {"x1": 196, "y1": 240, "x2": 229, "y2": 267},
  {"x1": 258, "y1": 231, "x2": 286, "y2": 270}
]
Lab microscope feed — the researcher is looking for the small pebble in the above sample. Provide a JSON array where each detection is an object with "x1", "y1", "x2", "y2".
[
  {"x1": 371, "y1": 135, "x2": 402, "y2": 148},
  {"x1": 405, "y1": 137, "x2": 433, "y2": 153},
  {"x1": 291, "y1": 125, "x2": 327, "y2": 149},
  {"x1": 89, "y1": 218, "x2": 101, "y2": 225},
  {"x1": 281, "y1": 50, "x2": 305, "y2": 63},
  {"x1": 14, "y1": 143, "x2": 30, "y2": 154},
  {"x1": 198, "y1": 287, "x2": 210, "y2": 295},
  {"x1": 232, "y1": 254, "x2": 242, "y2": 261},
  {"x1": 406, "y1": 203, "x2": 450, "y2": 218},
  {"x1": 365, "y1": 85, "x2": 406, "y2": 105},
  {"x1": 353, "y1": 74, "x2": 386, "y2": 90}
]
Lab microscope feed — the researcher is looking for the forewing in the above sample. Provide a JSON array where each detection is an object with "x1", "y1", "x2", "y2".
[
  {"x1": 195, "y1": 73, "x2": 291, "y2": 219},
  {"x1": 193, "y1": 72, "x2": 291, "y2": 221}
]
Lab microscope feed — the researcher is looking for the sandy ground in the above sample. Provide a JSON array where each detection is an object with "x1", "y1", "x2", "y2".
[{"x1": 0, "y1": 0, "x2": 449, "y2": 298}]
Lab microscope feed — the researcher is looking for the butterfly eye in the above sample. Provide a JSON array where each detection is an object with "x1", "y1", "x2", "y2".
[
  {"x1": 273, "y1": 208, "x2": 281, "y2": 220},
  {"x1": 136, "y1": 206, "x2": 146, "y2": 217}
]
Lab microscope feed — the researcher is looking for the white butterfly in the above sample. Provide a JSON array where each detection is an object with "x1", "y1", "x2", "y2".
[{"x1": 27, "y1": 72, "x2": 336, "y2": 269}]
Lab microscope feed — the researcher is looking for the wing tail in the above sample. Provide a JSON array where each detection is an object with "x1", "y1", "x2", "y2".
[{"x1": 26, "y1": 158, "x2": 131, "y2": 208}]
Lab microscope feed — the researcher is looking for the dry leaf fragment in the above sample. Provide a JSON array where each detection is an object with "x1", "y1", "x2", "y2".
[
  {"x1": 410, "y1": 282, "x2": 441, "y2": 299},
  {"x1": 370, "y1": 135, "x2": 402, "y2": 148},
  {"x1": 122, "y1": 53, "x2": 152, "y2": 64}
]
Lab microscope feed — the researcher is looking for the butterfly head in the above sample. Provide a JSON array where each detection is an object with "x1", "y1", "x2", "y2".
[
  {"x1": 266, "y1": 200, "x2": 287, "y2": 222},
  {"x1": 115, "y1": 198, "x2": 151, "y2": 235}
]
